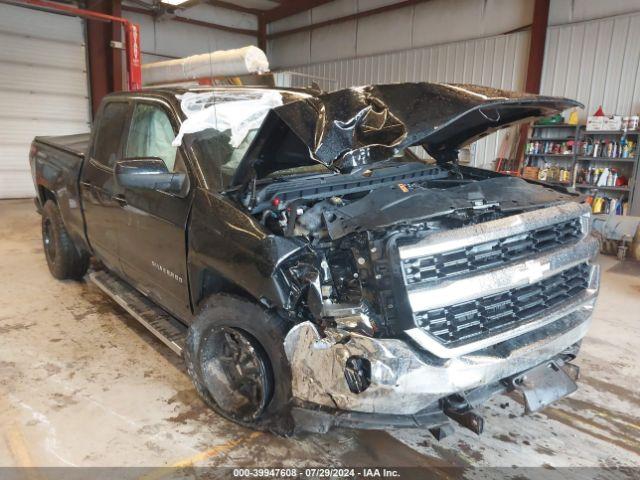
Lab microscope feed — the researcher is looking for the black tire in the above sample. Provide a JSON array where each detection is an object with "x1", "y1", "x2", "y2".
[
  {"x1": 184, "y1": 294, "x2": 293, "y2": 435},
  {"x1": 41, "y1": 200, "x2": 89, "y2": 280}
]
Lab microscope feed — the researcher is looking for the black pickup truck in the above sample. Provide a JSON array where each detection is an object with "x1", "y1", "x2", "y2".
[{"x1": 30, "y1": 83, "x2": 599, "y2": 436}]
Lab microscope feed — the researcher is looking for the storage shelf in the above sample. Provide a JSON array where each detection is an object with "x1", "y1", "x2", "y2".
[
  {"x1": 582, "y1": 130, "x2": 640, "y2": 135},
  {"x1": 525, "y1": 153, "x2": 574, "y2": 158},
  {"x1": 576, "y1": 156, "x2": 636, "y2": 162},
  {"x1": 575, "y1": 184, "x2": 630, "y2": 192},
  {"x1": 530, "y1": 137, "x2": 578, "y2": 141},
  {"x1": 531, "y1": 124, "x2": 576, "y2": 128},
  {"x1": 525, "y1": 121, "x2": 640, "y2": 214},
  {"x1": 544, "y1": 181, "x2": 571, "y2": 187}
]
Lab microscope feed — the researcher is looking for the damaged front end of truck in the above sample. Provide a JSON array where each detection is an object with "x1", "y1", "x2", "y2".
[
  {"x1": 272, "y1": 193, "x2": 597, "y2": 436},
  {"x1": 190, "y1": 83, "x2": 599, "y2": 436}
]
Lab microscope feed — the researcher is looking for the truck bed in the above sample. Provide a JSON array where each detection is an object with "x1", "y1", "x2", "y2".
[
  {"x1": 35, "y1": 133, "x2": 90, "y2": 158},
  {"x1": 31, "y1": 132, "x2": 90, "y2": 253}
]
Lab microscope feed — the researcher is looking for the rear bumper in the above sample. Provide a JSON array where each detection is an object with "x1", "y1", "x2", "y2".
[{"x1": 283, "y1": 266, "x2": 597, "y2": 419}]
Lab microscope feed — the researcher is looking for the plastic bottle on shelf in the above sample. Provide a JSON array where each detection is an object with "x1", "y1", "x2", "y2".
[
  {"x1": 569, "y1": 109, "x2": 579, "y2": 125},
  {"x1": 597, "y1": 168, "x2": 609, "y2": 187},
  {"x1": 592, "y1": 196, "x2": 604, "y2": 213},
  {"x1": 538, "y1": 163, "x2": 549, "y2": 181},
  {"x1": 586, "y1": 139, "x2": 593, "y2": 156},
  {"x1": 577, "y1": 168, "x2": 586, "y2": 184}
]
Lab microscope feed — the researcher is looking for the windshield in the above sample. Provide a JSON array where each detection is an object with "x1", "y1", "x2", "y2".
[
  {"x1": 188, "y1": 127, "x2": 260, "y2": 188},
  {"x1": 174, "y1": 89, "x2": 310, "y2": 190},
  {"x1": 188, "y1": 130, "x2": 436, "y2": 188}
]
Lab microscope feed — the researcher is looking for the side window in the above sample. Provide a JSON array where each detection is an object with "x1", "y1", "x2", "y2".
[
  {"x1": 126, "y1": 103, "x2": 178, "y2": 172},
  {"x1": 93, "y1": 101, "x2": 129, "y2": 167}
]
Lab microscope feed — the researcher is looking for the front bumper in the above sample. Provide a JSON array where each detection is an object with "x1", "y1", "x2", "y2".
[{"x1": 283, "y1": 265, "x2": 598, "y2": 420}]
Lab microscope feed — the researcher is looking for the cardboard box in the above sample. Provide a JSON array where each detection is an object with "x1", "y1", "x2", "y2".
[
  {"x1": 587, "y1": 115, "x2": 623, "y2": 131},
  {"x1": 522, "y1": 166, "x2": 540, "y2": 180},
  {"x1": 604, "y1": 115, "x2": 622, "y2": 131},
  {"x1": 586, "y1": 116, "x2": 605, "y2": 131}
]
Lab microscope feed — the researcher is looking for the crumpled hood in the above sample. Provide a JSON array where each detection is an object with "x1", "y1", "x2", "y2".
[
  {"x1": 232, "y1": 83, "x2": 581, "y2": 184},
  {"x1": 321, "y1": 174, "x2": 578, "y2": 239}
]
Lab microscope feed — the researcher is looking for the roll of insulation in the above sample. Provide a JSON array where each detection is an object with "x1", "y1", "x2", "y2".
[{"x1": 142, "y1": 46, "x2": 269, "y2": 86}]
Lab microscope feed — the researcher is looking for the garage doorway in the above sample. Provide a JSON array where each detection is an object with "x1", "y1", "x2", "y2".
[{"x1": 0, "y1": 3, "x2": 90, "y2": 199}]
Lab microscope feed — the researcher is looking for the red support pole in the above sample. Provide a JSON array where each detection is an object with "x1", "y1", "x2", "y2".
[
  {"x1": 525, "y1": 0, "x2": 550, "y2": 94},
  {"x1": 514, "y1": 0, "x2": 550, "y2": 173},
  {"x1": 110, "y1": 0, "x2": 123, "y2": 92},
  {"x1": 257, "y1": 15, "x2": 267, "y2": 52},
  {"x1": 86, "y1": 15, "x2": 109, "y2": 115}
]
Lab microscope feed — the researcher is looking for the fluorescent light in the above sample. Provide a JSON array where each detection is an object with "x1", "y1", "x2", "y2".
[{"x1": 161, "y1": 0, "x2": 190, "y2": 5}]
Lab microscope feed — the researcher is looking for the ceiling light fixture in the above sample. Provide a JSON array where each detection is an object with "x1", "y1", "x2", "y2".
[{"x1": 160, "y1": 0, "x2": 190, "y2": 5}]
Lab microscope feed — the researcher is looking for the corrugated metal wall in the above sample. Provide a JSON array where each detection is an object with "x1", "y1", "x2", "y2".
[
  {"x1": 541, "y1": 11, "x2": 640, "y2": 119},
  {"x1": 285, "y1": 31, "x2": 530, "y2": 169},
  {"x1": 123, "y1": 4, "x2": 257, "y2": 65}
]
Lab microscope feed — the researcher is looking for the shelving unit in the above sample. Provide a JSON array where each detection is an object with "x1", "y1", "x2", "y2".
[
  {"x1": 523, "y1": 124, "x2": 640, "y2": 215},
  {"x1": 527, "y1": 153, "x2": 574, "y2": 158},
  {"x1": 576, "y1": 157, "x2": 635, "y2": 163},
  {"x1": 573, "y1": 126, "x2": 639, "y2": 215},
  {"x1": 574, "y1": 185, "x2": 630, "y2": 192},
  {"x1": 523, "y1": 124, "x2": 580, "y2": 186}
]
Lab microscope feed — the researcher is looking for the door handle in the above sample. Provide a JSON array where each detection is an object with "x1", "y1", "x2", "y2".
[{"x1": 113, "y1": 194, "x2": 127, "y2": 206}]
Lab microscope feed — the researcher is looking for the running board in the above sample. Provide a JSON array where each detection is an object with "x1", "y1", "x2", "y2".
[{"x1": 89, "y1": 270, "x2": 187, "y2": 355}]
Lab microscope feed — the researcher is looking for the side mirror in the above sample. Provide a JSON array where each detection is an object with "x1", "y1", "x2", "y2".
[{"x1": 114, "y1": 157, "x2": 188, "y2": 196}]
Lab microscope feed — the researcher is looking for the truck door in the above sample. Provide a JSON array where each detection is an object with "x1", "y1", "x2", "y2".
[
  {"x1": 80, "y1": 100, "x2": 131, "y2": 274},
  {"x1": 117, "y1": 100, "x2": 192, "y2": 320}
]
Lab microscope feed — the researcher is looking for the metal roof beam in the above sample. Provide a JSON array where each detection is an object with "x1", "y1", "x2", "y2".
[
  {"x1": 266, "y1": 0, "x2": 431, "y2": 37},
  {"x1": 205, "y1": 0, "x2": 263, "y2": 16},
  {"x1": 122, "y1": 4, "x2": 258, "y2": 36},
  {"x1": 262, "y1": 0, "x2": 333, "y2": 23}
]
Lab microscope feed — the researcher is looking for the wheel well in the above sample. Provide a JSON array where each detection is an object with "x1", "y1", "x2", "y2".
[{"x1": 195, "y1": 268, "x2": 255, "y2": 311}]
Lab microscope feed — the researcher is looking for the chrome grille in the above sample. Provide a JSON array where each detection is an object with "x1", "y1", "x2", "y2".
[
  {"x1": 412, "y1": 263, "x2": 590, "y2": 347},
  {"x1": 402, "y1": 218, "x2": 582, "y2": 285}
]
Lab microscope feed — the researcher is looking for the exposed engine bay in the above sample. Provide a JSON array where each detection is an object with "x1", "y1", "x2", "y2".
[{"x1": 242, "y1": 161, "x2": 578, "y2": 339}]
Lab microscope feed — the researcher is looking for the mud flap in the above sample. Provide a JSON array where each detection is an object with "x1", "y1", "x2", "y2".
[{"x1": 513, "y1": 361, "x2": 578, "y2": 413}]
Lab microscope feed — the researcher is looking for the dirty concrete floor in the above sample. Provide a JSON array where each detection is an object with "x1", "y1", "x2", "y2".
[{"x1": 0, "y1": 198, "x2": 639, "y2": 470}]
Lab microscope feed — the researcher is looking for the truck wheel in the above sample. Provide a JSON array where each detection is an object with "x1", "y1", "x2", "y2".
[
  {"x1": 41, "y1": 200, "x2": 89, "y2": 280},
  {"x1": 184, "y1": 294, "x2": 293, "y2": 435}
]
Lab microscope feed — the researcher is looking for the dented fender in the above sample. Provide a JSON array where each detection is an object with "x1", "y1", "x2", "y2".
[{"x1": 187, "y1": 188, "x2": 317, "y2": 311}]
